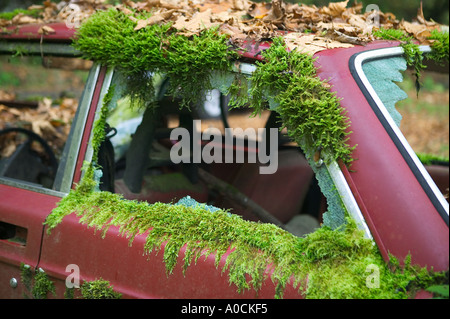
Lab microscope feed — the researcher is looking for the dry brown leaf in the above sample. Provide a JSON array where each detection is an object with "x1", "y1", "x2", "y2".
[
  {"x1": 416, "y1": 2, "x2": 436, "y2": 26},
  {"x1": 232, "y1": 0, "x2": 252, "y2": 11},
  {"x1": 263, "y1": 0, "x2": 285, "y2": 25},
  {"x1": 284, "y1": 32, "x2": 354, "y2": 56},
  {"x1": 118, "y1": 6, "x2": 134, "y2": 15},
  {"x1": 134, "y1": 19, "x2": 149, "y2": 31},
  {"x1": 1, "y1": 141, "x2": 17, "y2": 158},
  {"x1": 197, "y1": 1, "x2": 233, "y2": 14},
  {"x1": 28, "y1": 5, "x2": 44, "y2": 10},
  {"x1": 38, "y1": 25, "x2": 56, "y2": 35},
  {"x1": 43, "y1": 0, "x2": 57, "y2": 9},
  {"x1": 347, "y1": 15, "x2": 370, "y2": 34},
  {"x1": 331, "y1": 29, "x2": 366, "y2": 45},
  {"x1": 401, "y1": 20, "x2": 437, "y2": 42},
  {"x1": 6, "y1": 107, "x2": 21, "y2": 117},
  {"x1": 318, "y1": 22, "x2": 359, "y2": 35},
  {"x1": 320, "y1": 0, "x2": 349, "y2": 18},
  {"x1": 0, "y1": 90, "x2": 15, "y2": 101},
  {"x1": 11, "y1": 14, "x2": 39, "y2": 25},
  {"x1": 173, "y1": 9, "x2": 219, "y2": 33}
]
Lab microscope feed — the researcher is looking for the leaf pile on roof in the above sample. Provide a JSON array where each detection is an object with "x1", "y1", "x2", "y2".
[{"x1": 1, "y1": 0, "x2": 447, "y2": 55}]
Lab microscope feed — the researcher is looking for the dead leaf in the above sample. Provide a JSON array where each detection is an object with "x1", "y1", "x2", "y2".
[
  {"x1": 416, "y1": 2, "x2": 436, "y2": 26},
  {"x1": 1, "y1": 140, "x2": 17, "y2": 158},
  {"x1": 331, "y1": 29, "x2": 366, "y2": 45},
  {"x1": 2, "y1": 0, "x2": 445, "y2": 53},
  {"x1": 173, "y1": 9, "x2": 219, "y2": 33},
  {"x1": 197, "y1": 1, "x2": 233, "y2": 14},
  {"x1": 347, "y1": 15, "x2": 370, "y2": 34},
  {"x1": 11, "y1": 13, "x2": 38, "y2": 25},
  {"x1": 284, "y1": 32, "x2": 354, "y2": 56},
  {"x1": 134, "y1": 19, "x2": 149, "y2": 31},
  {"x1": 400, "y1": 20, "x2": 437, "y2": 42},
  {"x1": 38, "y1": 25, "x2": 56, "y2": 35},
  {"x1": 263, "y1": 0, "x2": 285, "y2": 25},
  {"x1": 318, "y1": 22, "x2": 359, "y2": 35},
  {"x1": 320, "y1": 0, "x2": 349, "y2": 18},
  {"x1": 28, "y1": 5, "x2": 44, "y2": 10},
  {"x1": 232, "y1": 0, "x2": 252, "y2": 11},
  {"x1": 118, "y1": 7, "x2": 134, "y2": 15}
]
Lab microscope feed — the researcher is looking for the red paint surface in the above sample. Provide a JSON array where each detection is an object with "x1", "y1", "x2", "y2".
[
  {"x1": 3, "y1": 23, "x2": 76, "y2": 42},
  {"x1": 39, "y1": 213, "x2": 305, "y2": 299},
  {"x1": 0, "y1": 185, "x2": 60, "y2": 297}
]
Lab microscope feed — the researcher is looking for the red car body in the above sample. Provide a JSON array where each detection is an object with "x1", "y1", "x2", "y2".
[{"x1": 0, "y1": 23, "x2": 448, "y2": 299}]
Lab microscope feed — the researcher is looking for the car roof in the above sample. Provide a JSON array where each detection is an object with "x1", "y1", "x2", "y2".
[
  {"x1": 0, "y1": 21, "x2": 398, "y2": 63},
  {"x1": 1, "y1": 22, "x2": 75, "y2": 42},
  {"x1": 0, "y1": 0, "x2": 444, "y2": 59}
]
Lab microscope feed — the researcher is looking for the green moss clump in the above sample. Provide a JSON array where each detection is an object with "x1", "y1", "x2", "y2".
[
  {"x1": 74, "y1": 8, "x2": 235, "y2": 108},
  {"x1": 19, "y1": 264, "x2": 56, "y2": 299},
  {"x1": 416, "y1": 152, "x2": 449, "y2": 165},
  {"x1": 74, "y1": 8, "x2": 354, "y2": 165},
  {"x1": 80, "y1": 279, "x2": 122, "y2": 299},
  {"x1": 427, "y1": 29, "x2": 450, "y2": 65},
  {"x1": 32, "y1": 269, "x2": 56, "y2": 299},
  {"x1": 373, "y1": 28, "x2": 449, "y2": 93},
  {"x1": 245, "y1": 37, "x2": 355, "y2": 166},
  {"x1": 427, "y1": 284, "x2": 449, "y2": 299},
  {"x1": 0, "y1": 9, "x2": 41, "y2": 20},
  {"x1": 20, "y1": 263, "x2": 33, "y2": 293}
]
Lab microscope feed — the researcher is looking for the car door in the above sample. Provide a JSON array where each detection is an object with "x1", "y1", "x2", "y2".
[{"x1": 0, "y1": 43, "x2": 100, "y2": 298}]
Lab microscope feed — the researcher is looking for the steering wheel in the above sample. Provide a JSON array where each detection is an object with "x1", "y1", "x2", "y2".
[{"x1": 0, "y1": 127, "x2": 58, "y2": 186}]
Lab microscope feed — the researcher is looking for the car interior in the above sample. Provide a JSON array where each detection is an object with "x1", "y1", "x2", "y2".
[{"x1": 97, "y1": 75, "x2": 323, "y2": 236}]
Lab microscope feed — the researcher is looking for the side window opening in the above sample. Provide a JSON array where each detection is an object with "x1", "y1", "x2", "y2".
[
  {"x1": 0, "y1": 54, "x2": 92, "y2": 191},
  {"x1": 363, "y1": 55, "x2": 449, "y2": 201},
  {"x1": 398, "y1": 65, "x2": 449, "y2": 201},
  {"x1": 94, "y1": 70, "x2": 338, "y2": 237}
]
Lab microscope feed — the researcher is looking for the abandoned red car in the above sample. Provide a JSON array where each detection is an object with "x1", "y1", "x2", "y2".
[{"x1": 0, "y1": 1, "x2": 448, "y2": 299}]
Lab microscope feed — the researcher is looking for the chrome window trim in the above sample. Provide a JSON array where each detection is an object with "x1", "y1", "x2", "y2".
[
  {"x1": 81, "y1": 67, "x2": 115, "y2": 174},
  {"x1": 351, "y1": 46, "x2": 449, "y2": 221},
  {"x1": 327, "y1": 161, "x2": 373, "y2": 239},
  {"x1": 55, "y1": 63, "x2": 101, "y2": 193},
  {"x1": 0, "y1": 177, "x2": 65, "y2": 198}
]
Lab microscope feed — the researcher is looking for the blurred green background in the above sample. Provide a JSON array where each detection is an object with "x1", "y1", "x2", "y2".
[{"x1": 0, "y1": 0, "x2": 449, "y2": 24}]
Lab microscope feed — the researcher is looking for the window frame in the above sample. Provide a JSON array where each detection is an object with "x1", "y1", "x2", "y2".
[
  {"x1": 84, "y1": 64, "x2": 373, "y2": 238},
  {"x1": 0, "y1": 43, "x2": 99, "y2": 196},
  {"x1": 349, "y1": 46, "x2": 449, "y2": 225}
]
